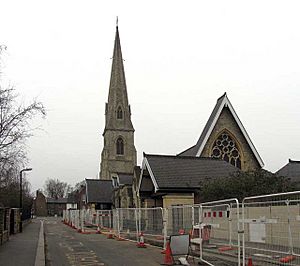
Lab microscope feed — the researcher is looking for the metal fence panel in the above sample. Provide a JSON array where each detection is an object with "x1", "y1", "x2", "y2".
[
  {"x1": 166, "y1": 205, "x2": 196, "y2": 236},
  {"x1": 242, "y1": 191, "x2": 300, "y2": 266},
  {"x1": 194, "y1": 199, "x2": 241, "y2": 266}
]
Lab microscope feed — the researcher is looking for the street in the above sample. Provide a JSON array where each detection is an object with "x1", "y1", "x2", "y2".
[{"x1": 44, "y1": 217, "x2": 168, "y2": 266}]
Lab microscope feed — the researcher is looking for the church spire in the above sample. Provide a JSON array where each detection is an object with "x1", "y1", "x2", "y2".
[
  {"x1": 99, "y1": 24, "x2": 137, "y2": 181},
  {"x1": 104, "y1": 24, "x2": 134, "y2": 134}
]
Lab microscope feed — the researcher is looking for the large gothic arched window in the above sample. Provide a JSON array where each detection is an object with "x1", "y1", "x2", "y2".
[
  {"x1": 210, "y1": 131, "x2": 241, "y2": 169},
  {"x1": 116, "y1": 137, "x2": 124, "y2": 155}
]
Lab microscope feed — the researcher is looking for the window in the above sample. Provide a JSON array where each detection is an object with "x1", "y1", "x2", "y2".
[
  {"x1": 116, "y1": 137, "x2": 124, "y2": 155},
  {"x1": 117, "y1": 106, "x2": 123, "y2": 119},
  {"x1": 112, "y1": 176, "x2": 119, "y2": 188},
  {"x1": 210, "y1": 131, "x2": 241, "y2": 169}
]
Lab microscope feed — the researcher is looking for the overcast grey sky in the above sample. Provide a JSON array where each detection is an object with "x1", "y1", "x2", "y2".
[{"x1": 1, "y1": 0, "x2": 300, "y2": 192}]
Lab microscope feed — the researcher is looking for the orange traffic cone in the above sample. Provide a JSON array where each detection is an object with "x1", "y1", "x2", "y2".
[
  {"x1": 107, "y1": 229, "x2": 114, "y2": 239},
  {"x1": 162, "y1": 241, "x2": 174, "y2": 265},
  {"x1": 137, "y1": 232, "x2": 146, "y2": 248},
  {"x1": 96, "y1": 225, "x2": 101, "y2": 234},
  {"x1": 247, "y1": 257, "x2": 253, "y2": 266}
]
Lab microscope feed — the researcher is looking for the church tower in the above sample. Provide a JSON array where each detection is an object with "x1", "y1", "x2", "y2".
[{"x1": 99, "y1": 25, "x2": 137, "y2": 180}]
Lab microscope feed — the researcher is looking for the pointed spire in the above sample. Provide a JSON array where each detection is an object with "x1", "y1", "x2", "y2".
[{"x1": 104, "y1": 24, "x2": 134, "y2": 133}]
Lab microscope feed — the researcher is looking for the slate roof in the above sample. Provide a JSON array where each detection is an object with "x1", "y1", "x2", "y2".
[
  {"x1": 143, "y1": 154, "x2": 239, "y2": 190},
  {"x1": 276, "y1": 159, "x2": 300, "y2": 183},
  {"x1": 85, "y1": 179, "x2": 113, "y2": 204},
  {"x1": 178, "y1": 94, "x2": 224, "y2": 157},
  {"x1": 178, "y1": 93, "x2": 264, "y2": 168},
  {"x1": 118, "y1": 173, "x2": 133, "y2": 185},
  {"x1": 46, "y1": 198, "x2": 68, "y2": 204}
]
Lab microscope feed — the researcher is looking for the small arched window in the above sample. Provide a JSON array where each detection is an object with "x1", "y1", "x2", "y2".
[
  {"x1": 116, "y1": 137, "x2": 124, "y2": 155},
  {"x1": 117, "y1": 106, "x2": 123, "y2": 119}
]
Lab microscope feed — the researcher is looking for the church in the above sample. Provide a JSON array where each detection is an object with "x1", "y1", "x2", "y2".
[{"x1": 94, "y1": 24, "x2": 265, "y2": 209}]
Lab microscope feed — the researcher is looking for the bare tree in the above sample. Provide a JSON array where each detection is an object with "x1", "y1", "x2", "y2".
[
  {"x1": 0, "y1": 46, "x2": 46, "y2": 211},
  {"x1": 43, "y1": 178, "x2": 72, "y2": 199},
  {"x1": 0, "y1": 47, "x2": 45, "y2": 176}
]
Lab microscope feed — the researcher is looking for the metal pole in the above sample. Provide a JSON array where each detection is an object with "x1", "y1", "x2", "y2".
[
  {"x1": 19, "y1": 168, "x2": 32, "y2": 233},
  {"x1": 19, "y1": 170, "x2": 23, "y2": 233}
]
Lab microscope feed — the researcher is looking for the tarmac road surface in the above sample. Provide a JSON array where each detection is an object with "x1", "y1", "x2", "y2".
[{"x1": 45, "y1": 216, "x2": 171, "y2": 266}]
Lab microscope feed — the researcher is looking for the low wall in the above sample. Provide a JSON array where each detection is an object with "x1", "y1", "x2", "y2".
[{"x1": 0, "y1": 207, "x2": 21, "y2": 245}]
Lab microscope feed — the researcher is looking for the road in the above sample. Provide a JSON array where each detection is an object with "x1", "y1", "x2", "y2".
[{"x1": 44, "y1": 217, "x2": 169, "y2": 266}]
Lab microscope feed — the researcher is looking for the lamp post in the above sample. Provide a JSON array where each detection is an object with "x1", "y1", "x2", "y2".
[{"x1": 19, "y1": 168, "x2": 32, "y2": 233}]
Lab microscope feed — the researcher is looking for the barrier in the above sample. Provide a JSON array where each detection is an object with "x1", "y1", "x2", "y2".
[
  {"x1": 166, "y1": 205, "x2": 196, "y2": 236},
  {"x1": 61, "y1": 190, "x2": 300, "y2": 265},
  {"x1": 193, "y1": 199, "x2": 241, "y2": 266},
  {"x1": 242, "y1": 191, "x2": 300, "y2": 266},
  {"x1": 137, "y1": 208, "x2": 165, "y2": 246},
  {"x1": 97, "y1": 210, "x2": 113, "y2": 231},
  {"x1": 115, "y1": 208, "x2": 137, "y2": 241}
]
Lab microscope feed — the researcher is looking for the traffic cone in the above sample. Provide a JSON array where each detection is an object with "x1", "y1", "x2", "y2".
[
  {"x1": 107, "y1": 229, "x2": 114, "y2": 239},
  {"x1": 137, "y1": 232, "x2": 146, "y2": 248},
  {"x1": 162, "y1": 241, "x2": 174, "y2": 265},
  {"x1": 247, "y1": 257, "x2": 253, "y2": 266},
  {"x1": 96, "y1": 225, "x2": 101, "y2": 234}
]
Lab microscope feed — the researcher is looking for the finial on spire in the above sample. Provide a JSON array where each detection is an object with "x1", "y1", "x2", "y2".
[{"x1": 116, "y1": 16, "x2": 118, "y2": 27}]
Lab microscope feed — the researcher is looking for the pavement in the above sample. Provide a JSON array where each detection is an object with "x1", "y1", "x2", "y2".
[{"x1": 0, "y1": 218, "x2": 45, "y2": 266}]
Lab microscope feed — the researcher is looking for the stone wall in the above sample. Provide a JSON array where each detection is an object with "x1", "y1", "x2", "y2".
[
  {"x1": 100, "y1": 131, "x2": 136, "y2": 180},
  {"x1": 201, "y1": 107, "x2": 261, "y2": 171},
  {"x1": 10, "y1": 208, "x2": 20, "y2": 234},
  {"x1": 162, "y1": 194, "x2": 194, "y2": 208},
  {"x1": 0, "y1": 208, "x2": 11, "y2": 245}
]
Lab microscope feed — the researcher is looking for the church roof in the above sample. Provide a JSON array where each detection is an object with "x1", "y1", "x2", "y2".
[
  {"x1": 46, "y1": 198, "x2": 68, "y2": 204},
  {"x1": 104, "y1": 25, "x2": 134, "y2": 133},
  {"x1": 118, "y1": 173, "x2": 133, "y2": 185},
  {"x1": 85, "y1": 179, "x2": 113, "y2": 204},
  {"x1": 139, "y1": 154, "x2": 239, "y2": 192},
  {"x1": 178, "y1": 93, "x2": 264, "y2": 168},
  {"x1": 276, "y1": 159, "x2": 300, "y2": 183}
]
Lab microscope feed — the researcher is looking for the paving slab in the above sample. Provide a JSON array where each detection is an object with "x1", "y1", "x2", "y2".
[{"x1": 0, "y1": 219, "x2": 41, "y2": 266}]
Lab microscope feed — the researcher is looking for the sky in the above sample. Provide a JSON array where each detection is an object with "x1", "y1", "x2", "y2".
[{"x1": 1, "y1": 0, "x2": 300, "y2": 192}]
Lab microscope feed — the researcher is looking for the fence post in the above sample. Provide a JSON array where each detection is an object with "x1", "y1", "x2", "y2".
[
  {"x1": 286, "y1": 200, "x2": 294, "y2": 255},
  {"x1": 81, "y1": 209, "x2": 85, "y2": 232},
  {"x1": 163, "y1": 207, "x2": 168, "y2": 250},
  {"x1": 199, "y1": 204, "x2": 203, "y2": 261},
  {"x1": 229, "y1": 203, "x2": 232, "y2": 246},
  {"x1": 117, "y1": 209, "x2": 121, "y2": 239},
  {"x1": 108, "y1": 210, "x2": 111, "y2": 228},
  {"x1": 135, "y1": 208, "x2": 139, "y2": 242}
]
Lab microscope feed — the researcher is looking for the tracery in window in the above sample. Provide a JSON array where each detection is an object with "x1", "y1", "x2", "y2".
[
  {"x1": 117, "y1": 106, "x2": 123, "y2": 119},
  {"x1": 211, "y1": 131, "x2": 241, "y2": 169},
  {"x1": 116, "y1": 137, "x2": 124, "y2": 155}
]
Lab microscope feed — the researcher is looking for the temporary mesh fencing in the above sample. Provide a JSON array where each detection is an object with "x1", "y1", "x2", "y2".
[
  {"x1": 197, "y1": 199, "x2": 241, "y2": 266},
  {"x1": 62, "y1": 190, "x2": 300, "y2": 265},
  {"x1": 242, "y1": 191, "x2": 300, "y2": 266}
]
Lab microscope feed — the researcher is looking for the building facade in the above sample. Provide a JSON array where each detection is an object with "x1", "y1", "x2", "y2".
[{"x1": 179, "y1": 93, "x2": 264, "y2": 171}]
